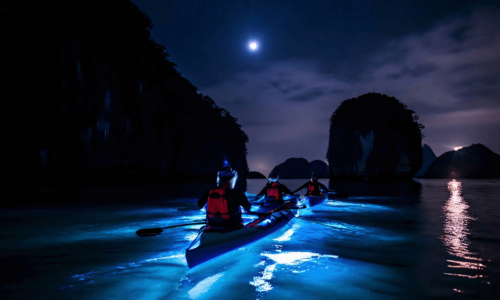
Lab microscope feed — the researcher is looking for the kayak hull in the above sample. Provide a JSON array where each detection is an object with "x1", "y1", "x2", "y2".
[{"x1": 185, "y1": 209, "x2": 295, "y2": 268}]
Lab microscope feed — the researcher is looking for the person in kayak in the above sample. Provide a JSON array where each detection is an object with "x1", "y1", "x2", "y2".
[
  {"x1": 291, "y1": 172, "x2": 332, "y2": 196},
  {"x1": 197, "y1": 165, "x2": 252, "y2": 229},
  {"x1": 254, "y1": 171, "x2": 295, "y2": 204}
]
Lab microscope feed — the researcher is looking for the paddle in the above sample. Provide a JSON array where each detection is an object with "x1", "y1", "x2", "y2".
[
  {"x1": 136, "y1": 221, "x2": 207, "y2": 237},
  {"x1": 252, "y1": 195, "x2": 299, "y2": 206},
  {"x1": 245, "y1": 202, "x2": 305, "y2": 227}
]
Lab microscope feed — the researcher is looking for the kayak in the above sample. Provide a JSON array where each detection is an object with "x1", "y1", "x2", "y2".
[{"x1": 185, "y1": 202, "x2": 297, "y2": 268}]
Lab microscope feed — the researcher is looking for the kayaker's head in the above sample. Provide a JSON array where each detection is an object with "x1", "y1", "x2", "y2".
[
  {"x1": 268, "y1": 171, "x2": 279, "y2": 183},
  {"x1": 311, "y1": 172, "x2": 318, "y2": 182},
  {"x1": 217, "y1": 166, "x2": 238, "y2": 189}
]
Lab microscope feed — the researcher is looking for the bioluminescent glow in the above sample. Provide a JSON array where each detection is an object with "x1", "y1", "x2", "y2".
[
  {"x1": 442, "y1": 180, "x2": 485, "y2": 279},
  {"x1": 301, "y1": 219, "x2": 367, "y2": 235},
  {"x1": 250, "y1": 251, "x2": 339, "y2": 295},
  {"x1": 141, "y1": 253, "x2": 184, "y2": 263},
  {"x1": 325, "y1": 201, "x2": 394, "y2": 212},
  {"x1": 261, "y1": 251, "x2": 338, "y2": 265},
  {"x1": 184, "y1": 232, "x2": 200, "y2": 241},
  {"x1": 188, "y1": 273, "x2": 225, "y2": 299},
  {"x1": 273, "y1": 228, "x2": 294, "y2": 242},
  {"x1": 249, "y1": 264, "x2": 276, "y2": 292}
]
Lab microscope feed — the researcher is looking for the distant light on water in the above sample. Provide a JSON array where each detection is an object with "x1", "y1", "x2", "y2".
[{"x1": 441, "y1": 180, "x2": 488, "y2": 281}]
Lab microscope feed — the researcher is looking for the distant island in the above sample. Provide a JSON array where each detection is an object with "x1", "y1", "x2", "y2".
[
  {"x1": 270, "y1": 158, "x2": 329, "y2": 179},
  {"x1": 424, "y1": 144, "x2": 500, "y2": 178},
  {"x1": 247, "y1": 171, "x2": 266, "y2": 179},
  {"x1": 327, "y1": 93, "x2": 424, "y2": 181}
]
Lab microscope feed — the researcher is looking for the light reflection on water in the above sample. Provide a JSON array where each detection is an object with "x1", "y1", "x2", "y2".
[
  {"x1": 187, "y1": 272, "x2": 225, "y2": 299},
  {"x1": 250, "y1": 251, "x2": 338, "y2": 295},
  {"x1": 441, "y1": 180, "x2": 488, "y2": 283}
]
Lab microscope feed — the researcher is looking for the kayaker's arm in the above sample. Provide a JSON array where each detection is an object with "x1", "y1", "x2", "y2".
[
  {"x1": 290, "y1": 182, "x2": 309, "y2": 194},
  {"x1": 280, "y1": 184, "x2": 295, "y2": 196},
  {"x1": 197, "y1": 190, "x2": 210, "y2": 208}
]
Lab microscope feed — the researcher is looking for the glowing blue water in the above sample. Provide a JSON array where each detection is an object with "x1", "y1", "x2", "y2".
[{"x1": 1, "y1": 179, "x2": 499, "y2": 299}]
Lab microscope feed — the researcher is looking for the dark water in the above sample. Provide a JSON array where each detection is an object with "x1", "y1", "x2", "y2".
[{"x1": 0, "y1": 179, "x2": 499, "y2": 299}]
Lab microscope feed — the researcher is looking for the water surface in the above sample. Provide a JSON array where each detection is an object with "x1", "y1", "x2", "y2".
[{"x1": 1, "y1": 179, "x2": 499, "y2": 299}]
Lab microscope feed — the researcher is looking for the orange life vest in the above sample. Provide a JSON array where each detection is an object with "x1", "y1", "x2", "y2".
[
  {"x1": 267, "y1": 182, "x2": 280, "y2": 199},
  {"x1": 307, "y1": 182, "x2": 323, "y2": 196},
  {"x1": 207, "y1": 188, "x2": 231, "y2": 220}
]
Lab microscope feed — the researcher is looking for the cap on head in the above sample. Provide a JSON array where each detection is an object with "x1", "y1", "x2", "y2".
[
  {"x1": 268, "y1": 171, "x2": 279, "y2": 183},
  {"x1": 311, "y1": 172, "x2": 318, "y2": 181},
  {"x1": 217, "y1": 165, "x2": 238, "y2": 189}
]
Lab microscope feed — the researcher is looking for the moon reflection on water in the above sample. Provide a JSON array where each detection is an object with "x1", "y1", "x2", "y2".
[{"x1": 441, "y1": 180, "x2": 488, "y2": 284}]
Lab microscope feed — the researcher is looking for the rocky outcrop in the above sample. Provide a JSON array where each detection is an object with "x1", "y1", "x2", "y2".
[
  {"x1": 327, "y1": 93, "x2": 424, "y2": 180},
  {"x1": 309, "y1": 160, "x2": 329, "y2": 178},
  {"x1": 271, "y1": 158, "x2": 311, "y2": 179},
  {"x1": 424, "y1": 144, "x2": 500, "y2": 178},
  {"x1": 0, "y1": 0, "x2": 249, "y2": 202},
  {"x1": 270, "y1": 158, "x2": 330, "y2": 179},
  {"x1": 247, "y1": 171, "x2": 266, "y2": 179},
  {"x1": 414, "y1": 144, "x2": 437, "y2": 178}
]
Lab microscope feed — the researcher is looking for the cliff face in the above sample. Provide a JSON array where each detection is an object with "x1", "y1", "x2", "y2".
[
  {"x1": 247, "y1": 171, "x2": 266, "y2": 179},
  {"x1": 414, "y1": 144, "x2": 437, "y2": 178},
  {"x1": 327, "y1": 93, "x2": 424, "y2": 180},
  {"x1": 0, "y1": 0, "x2": 248, "y2": 197},
  {"x1": 309, "y1": 160, "x2": 329, "y2": 178},
  {"x1": 271, "y1": 158, "x2": 311, "y2": 179},
  {"x1": 270, "y1": 158, "x2": 329, "y2": 179},
  {"x1": 424, "y1": 144, "x2": 500, "y2": 178}
]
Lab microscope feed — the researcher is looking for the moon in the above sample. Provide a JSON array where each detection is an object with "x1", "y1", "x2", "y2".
[{"x1": 249, "y1": 41, "x2": 258, "y2": 51}]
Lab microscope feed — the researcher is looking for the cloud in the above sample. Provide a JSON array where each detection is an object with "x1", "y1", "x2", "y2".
[
  {"x1": 201, "y1": 9, "x2": 500, "y2": 174},
  {"x1": 424, "y1": 108, "x2": 500, "y2": 127}
]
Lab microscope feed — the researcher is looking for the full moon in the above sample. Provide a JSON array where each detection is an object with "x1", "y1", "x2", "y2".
[{"x1": 249, "y1": 41, "x2": 258, "y2": 51}]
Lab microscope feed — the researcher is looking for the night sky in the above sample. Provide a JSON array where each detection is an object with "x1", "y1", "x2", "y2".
[{"x1": 132, "y1": 0, "x2": 500, "y2": 176}]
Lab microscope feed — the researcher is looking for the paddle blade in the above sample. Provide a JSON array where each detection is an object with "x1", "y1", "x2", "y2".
[
  {"x1": 136, "y1": 228, "x2": 163, "y2": 237},
  {"x1": 327, "y1": 192, "x2": 349, "y2": 199}
]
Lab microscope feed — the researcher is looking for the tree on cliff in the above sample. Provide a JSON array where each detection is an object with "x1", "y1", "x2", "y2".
[
  {"x1": 327, "y1": 93, "x2": 424, "y2": 180},
  {"x1": 0, "y1": 0, "x2": 249, "y2": 196}
]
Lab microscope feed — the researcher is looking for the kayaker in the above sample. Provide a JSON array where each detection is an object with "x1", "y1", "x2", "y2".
[
  {"x1": 291, "y1": 172, "x2": 332, "y2": 196},
  {"x1": 197, "y1": 165, "x2": 252, "y2": 229},
  {"x1": 254, "y1": 171, "x2": 295, "y2": 204}
]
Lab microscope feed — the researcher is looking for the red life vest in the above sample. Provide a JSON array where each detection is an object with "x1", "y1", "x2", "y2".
[
  {"x1": 207, "y1": 188, "x2": 231, "y2": 220},
  {"x1": 267, "y1": 182, "x2": 280, "y2": 199},
  {"x1": 307, "y1": 182, "x2": 323, "y2": 196}
]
